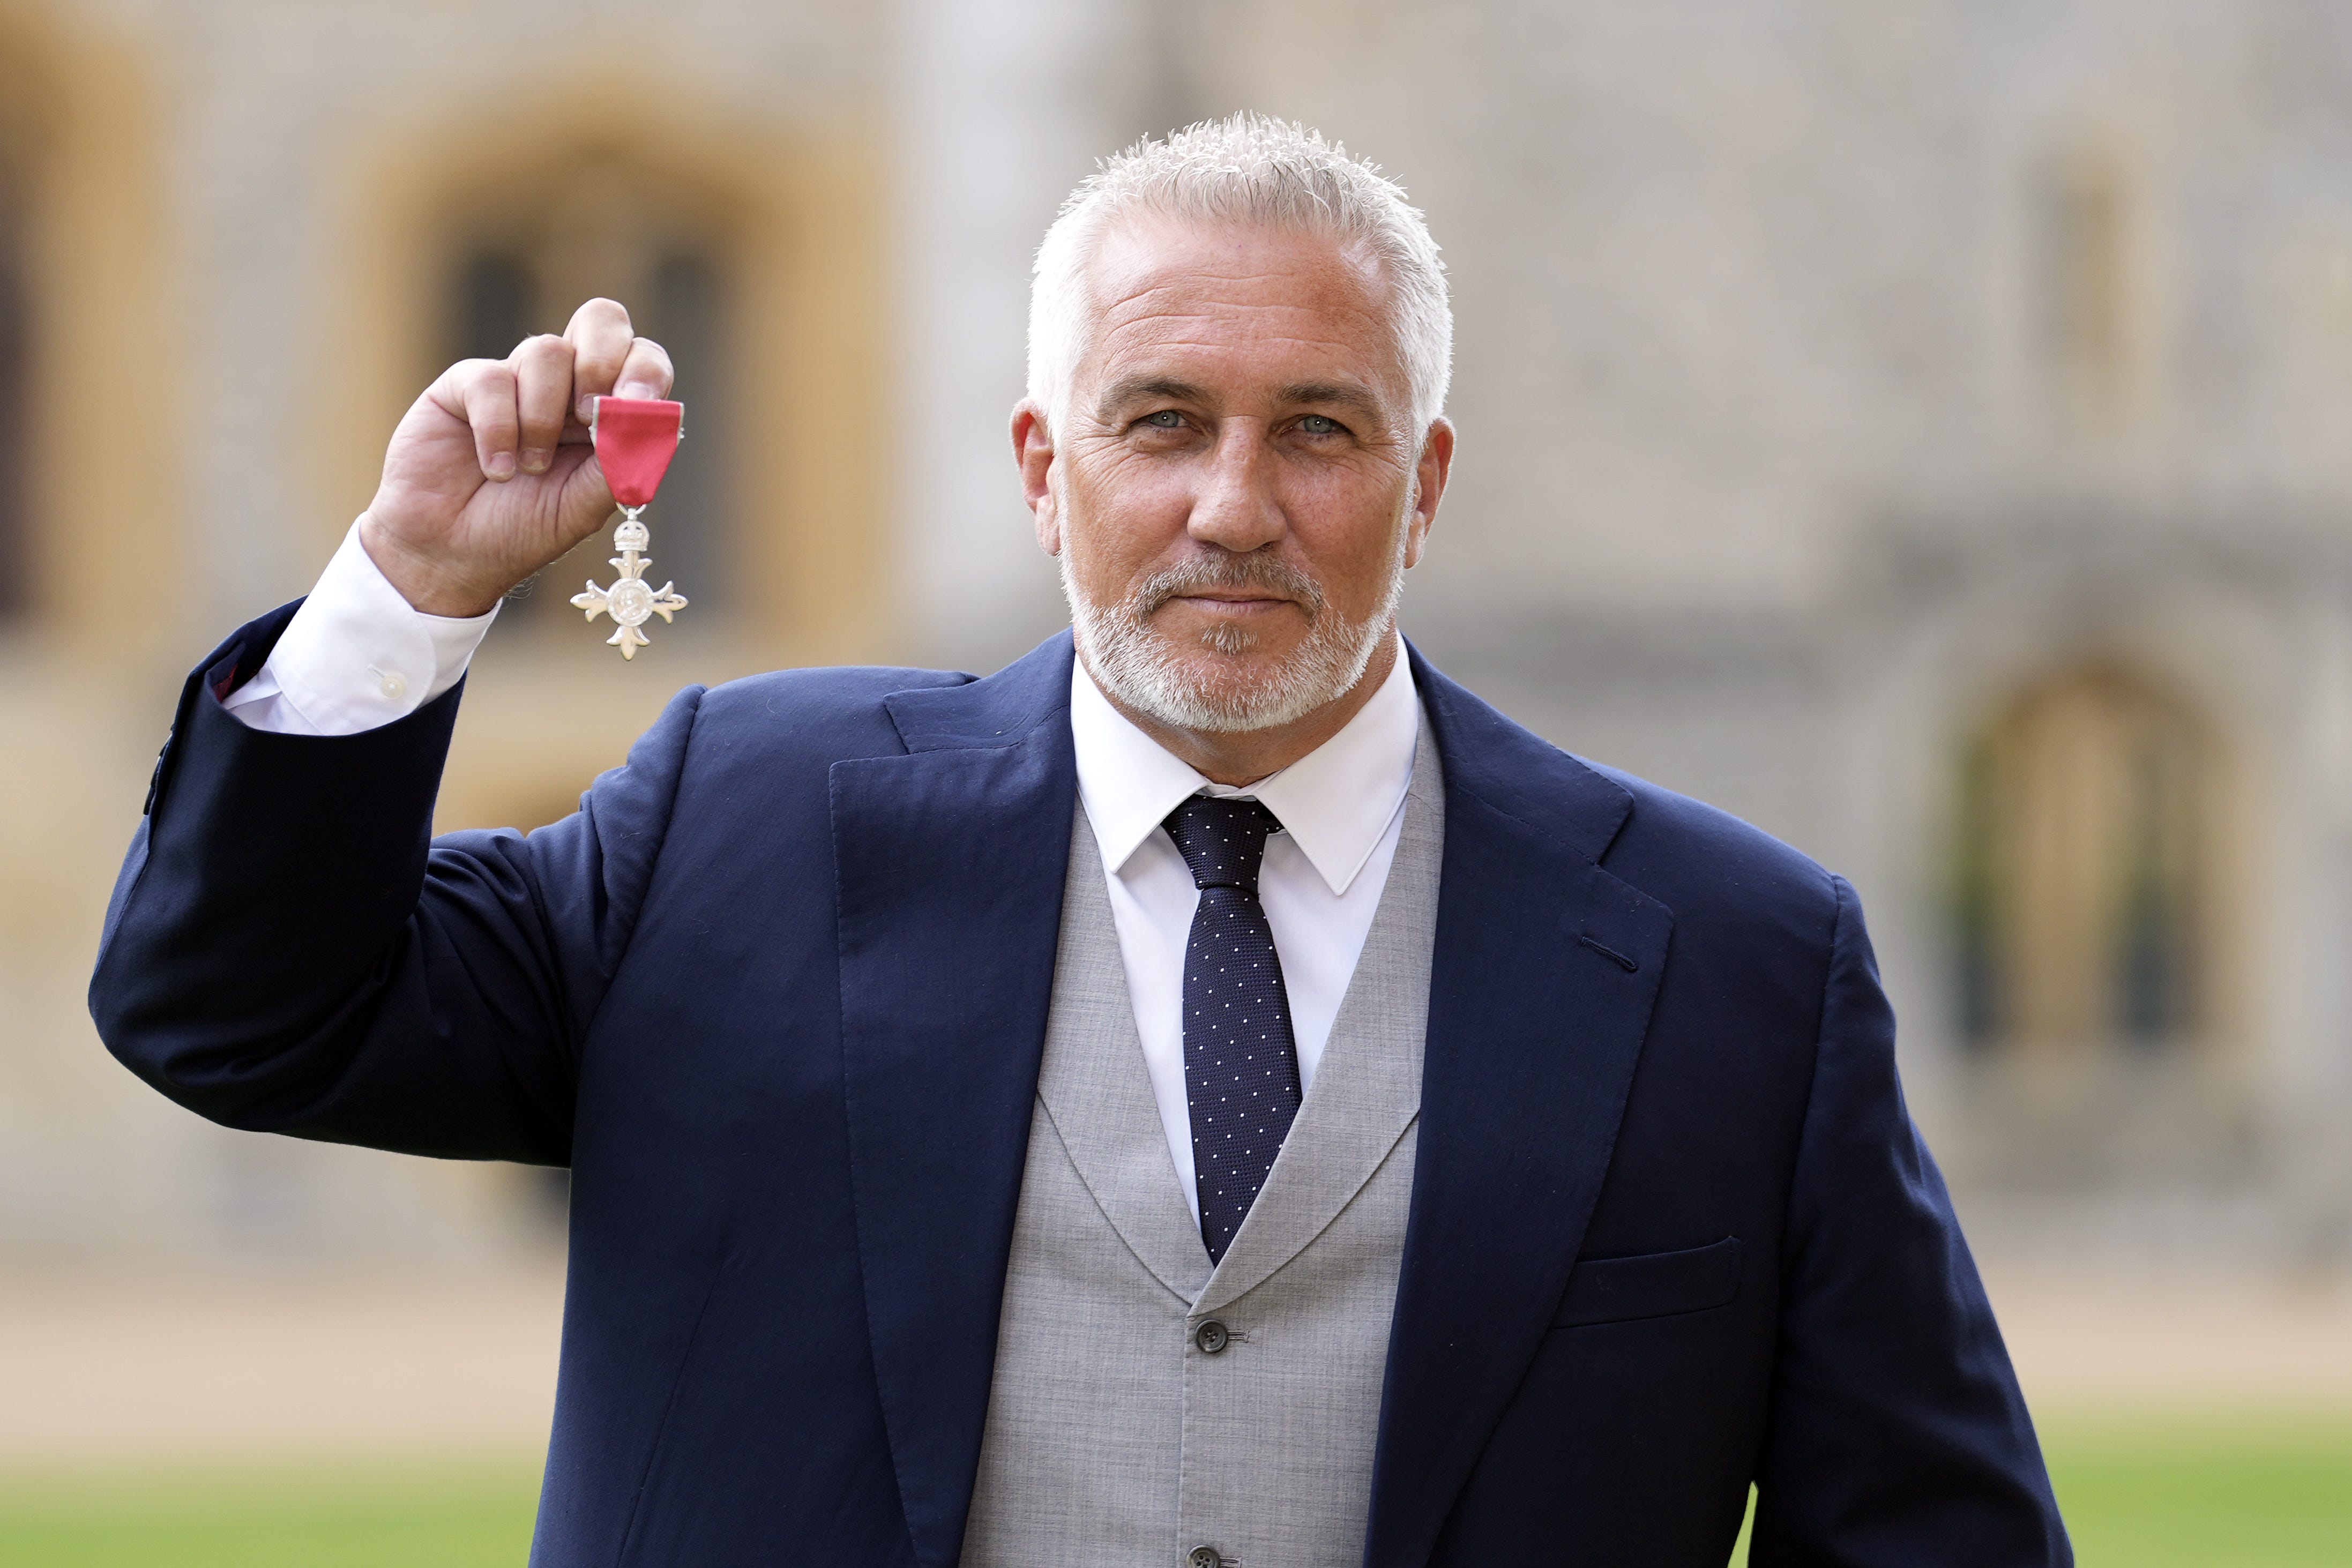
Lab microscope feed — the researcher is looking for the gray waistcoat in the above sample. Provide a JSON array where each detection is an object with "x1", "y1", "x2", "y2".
[{"x1": 960, "y1": 727, "x2": 1443, "y2": 1568}]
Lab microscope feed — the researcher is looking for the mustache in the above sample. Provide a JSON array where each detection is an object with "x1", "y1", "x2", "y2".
[{"x1": 1129, "y1": 551, "x2": 1328, "y2": 621}]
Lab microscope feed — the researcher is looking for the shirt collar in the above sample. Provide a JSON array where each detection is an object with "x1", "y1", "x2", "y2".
[{"x1": 1069, "y1": 637, "x2": 1421, "y2": 897}]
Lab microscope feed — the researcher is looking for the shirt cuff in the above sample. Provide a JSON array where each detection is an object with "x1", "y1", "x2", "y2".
[{"x1": 222, "y1": 518, "x2": 499, "y2": 735}]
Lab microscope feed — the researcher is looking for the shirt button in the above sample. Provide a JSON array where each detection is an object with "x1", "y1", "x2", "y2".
[
  {"x1": 1193, "y1": 1319, "x2": 1230, "y2": 1355},
  {"x1": 1188, "y1": 1548, "x2": 1223, "y2": 1568},
  {"x1": 377, "y1": 670, "x2": 408, "y2": 701}
]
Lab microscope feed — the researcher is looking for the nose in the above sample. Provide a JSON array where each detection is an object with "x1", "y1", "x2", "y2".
[{"x1": 1185, "y1": 421, "x2": 1286, "y2": 554}]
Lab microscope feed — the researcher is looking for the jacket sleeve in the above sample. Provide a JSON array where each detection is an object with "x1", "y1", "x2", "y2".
[
  {"x1": 89, "y1": 604, "x2": 703, "y2": 1166},
  {"x1": 1750, "y1": 875, "x2": 2072, "y2": 1566}
]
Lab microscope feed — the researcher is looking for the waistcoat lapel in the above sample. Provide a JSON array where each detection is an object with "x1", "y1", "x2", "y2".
[
  {"x1": 1034, "y1": 809, "x2": 1214, "y2": 1303},
  {"x1": 832, "y1": 633, "x2": 1079, "y2": 1568},
  {"x1": 1360, "y1": 647, "x2": 1675, "y2": 1568},
  {"x1": 1194, "y1": 720, "x2": 1445, "y2": 1318}
]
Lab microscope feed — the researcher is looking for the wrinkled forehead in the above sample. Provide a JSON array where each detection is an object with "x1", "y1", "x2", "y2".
[{"x1": 1077, "y1": 216, "x2": 1411, "y2": 421}]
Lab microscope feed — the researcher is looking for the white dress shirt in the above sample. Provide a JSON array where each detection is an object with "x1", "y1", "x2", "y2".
[
  {"x1": 1071, "y1": 652, "x2": 1420, "y2": 1219},
  {"x1": 221, "y1": 520, "x2": 497, "y2": 735},
  {"x1": 230, "y1": 524, "x2": 1423, "y2": 1220}
]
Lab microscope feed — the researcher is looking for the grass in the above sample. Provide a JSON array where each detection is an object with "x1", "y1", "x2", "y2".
[
  {"x1": 0, "y1": 1415, "x2": 2343, "y2": 1565},
  {"x1": 2037, "y1": 1414, "x2": 2352, "y2": 1567},
  {"x1": 0, "y1": 1462, "x2": 538, "y2": 1568}
]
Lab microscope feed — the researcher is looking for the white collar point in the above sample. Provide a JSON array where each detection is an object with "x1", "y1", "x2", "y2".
[{"x1": 1069, "y1": 644, "x2": 1420, "y2": 896}]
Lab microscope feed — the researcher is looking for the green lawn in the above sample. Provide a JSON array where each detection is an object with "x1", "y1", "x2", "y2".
[
  {"x1": 0, "y1": 1415, "x2": 2343, "y2": 1566},
  {"x1": 2037, "y1": 1415, "x2": 2352, "y2": 1568},
  {"x1": 0, "y1": 1463, "x2": 538, "y2": 1568}
]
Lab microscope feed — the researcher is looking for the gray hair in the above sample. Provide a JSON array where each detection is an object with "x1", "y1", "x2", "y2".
[{"x1": 1027, "y1": 113, "x2": 1452, "y2": 441}]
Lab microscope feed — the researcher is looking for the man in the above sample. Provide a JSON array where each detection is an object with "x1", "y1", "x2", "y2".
[{"x1": 93, "y1": 116, "x2": 2068, "y2": 1566}]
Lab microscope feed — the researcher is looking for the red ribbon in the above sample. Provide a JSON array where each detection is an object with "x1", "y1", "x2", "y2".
[{"x1": 590, "y1": 397, "x2": 684, "y2": 510}]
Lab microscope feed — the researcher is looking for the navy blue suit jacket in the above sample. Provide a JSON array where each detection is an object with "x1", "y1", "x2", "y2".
[{"x1": 93, "y1": 607, "x2": 2067, "y2": 1566}]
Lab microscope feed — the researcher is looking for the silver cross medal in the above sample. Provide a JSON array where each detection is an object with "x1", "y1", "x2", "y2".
[
  {"x1": 572, "y1": 395, "x2": 689, "y2": 659},
  {"x1": 571, "y1": 511, "x2": 688, "y2": 659}
]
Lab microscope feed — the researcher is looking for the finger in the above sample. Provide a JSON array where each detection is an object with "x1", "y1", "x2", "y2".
[
  {"x1": 554, "y1": 336, "x2": 677, "y2": 446},
  {"x1": 511, "y1": 334, "x2": 574, "y2": 474},
  {"x1": 564, "y1": 297, "x2": 636, "y2": 421},
  {"x1": 614, "y1": 337, "x2": 675, "y2": 400},
  {"x1": 439, "y1": 359, "x2": 519, "y2": 481}
]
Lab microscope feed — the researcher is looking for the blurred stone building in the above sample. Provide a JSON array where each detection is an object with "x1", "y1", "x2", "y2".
[{"x1": 3, "y1": 0, "x2": 2349, "y2": 1263}]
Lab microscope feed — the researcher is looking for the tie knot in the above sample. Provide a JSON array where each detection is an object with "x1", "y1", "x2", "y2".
[{"x1": 1163, "y1": 795, "x2": 1284, "y2": 891}]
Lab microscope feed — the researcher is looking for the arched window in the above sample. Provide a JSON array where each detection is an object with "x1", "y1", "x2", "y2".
[
  {"x1": 1953, "y1": 665, "x2": 2210, "y2": 1056},
  {"x1": 437, "y1": 150, "x2": 733, "y2": 636}
]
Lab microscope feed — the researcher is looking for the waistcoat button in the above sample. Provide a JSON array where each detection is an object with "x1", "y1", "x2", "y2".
[
  {"x1": 1188, "y1": 1548, "x2": 1223, "y2": 1568},
  {"x1": 1194, "y1": 1319, "x2": 1230, "y2": 1355}
]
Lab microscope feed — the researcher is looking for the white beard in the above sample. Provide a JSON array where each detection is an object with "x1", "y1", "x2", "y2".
[{"x1": 1062, "y1": 532, "x2": 1406, "y2": 734}]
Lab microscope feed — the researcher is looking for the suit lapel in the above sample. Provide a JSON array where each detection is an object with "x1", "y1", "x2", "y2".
[
  {"x1": 832, "y1": 633, "x2": 1078, "y2": 1568},
  {"x1": 1361, "y1": 648, "x2": 1675, "y2": 1568}
]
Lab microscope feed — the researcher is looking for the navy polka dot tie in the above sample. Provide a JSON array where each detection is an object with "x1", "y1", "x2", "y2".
[{"x1": 1164, "y1": 795, "x2": 1303, "y2": 1264}]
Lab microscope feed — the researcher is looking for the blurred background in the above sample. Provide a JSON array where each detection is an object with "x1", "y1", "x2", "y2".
[{"x1": 3, "y1": 0, "x2": 2349, "y2": 1562}]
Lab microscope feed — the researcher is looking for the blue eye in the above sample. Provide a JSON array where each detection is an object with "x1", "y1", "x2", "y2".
[
  {"x1": 1300, "y1": 415, "x2": 1340, "y2": 435},
  {"x1": 1145, "y1": 410, "x2": 1184, "y2": 428}
]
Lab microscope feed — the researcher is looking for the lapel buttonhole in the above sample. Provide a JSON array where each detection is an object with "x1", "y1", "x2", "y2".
[{"x1": 1577, "y1": 933, "x2": 1639, "y2": 974}]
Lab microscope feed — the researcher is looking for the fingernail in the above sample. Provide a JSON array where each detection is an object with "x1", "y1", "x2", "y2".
[
  {"x1": 616, "y1": 382, "x2": 657, "y2": 401},
  {"x1": 576, "y1": 395, "x2": 595, "y2": 422},
  {"x1": 520, "y1": 449, "x2": 551, "y2": 474},
  {"x1": 487, "y1": 452, "x2": 517, "y2": 480}
]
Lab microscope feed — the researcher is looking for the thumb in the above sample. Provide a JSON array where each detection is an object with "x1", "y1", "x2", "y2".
[{"x1": 556, "y1": 450, "x2": 619, "y2": 541}]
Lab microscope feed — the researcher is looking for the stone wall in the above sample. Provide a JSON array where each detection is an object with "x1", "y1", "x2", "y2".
[{"x1": 3, "y1": 0, "x2": 2348, "y2": 1257}]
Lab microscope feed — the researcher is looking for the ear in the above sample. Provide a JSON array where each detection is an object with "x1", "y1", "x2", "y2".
[
  {"x1": 1402, "y1": 417, "x2": 1454, "y2": 569},
  {"x1": 1012, "y1": 400, "x2": 1062, "y2": 556}
]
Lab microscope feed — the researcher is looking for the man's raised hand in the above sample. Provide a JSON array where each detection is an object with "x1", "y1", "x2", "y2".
[{"x1": 359, "y1": 298, "x2": 674, "y2": 618}]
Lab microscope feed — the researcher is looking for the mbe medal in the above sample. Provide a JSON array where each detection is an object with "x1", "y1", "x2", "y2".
[{"x1": 572, "y1": 395, "x2": 689, "y2": 659}]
